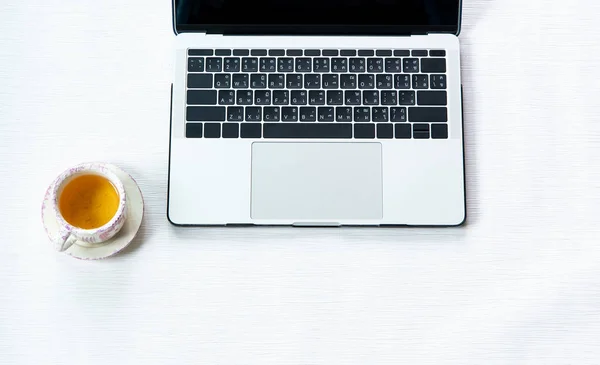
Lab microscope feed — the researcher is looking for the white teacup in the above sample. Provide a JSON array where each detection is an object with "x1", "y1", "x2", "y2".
[{"x1": 48, "y1": 163, "x2": 128, "y2": 252}]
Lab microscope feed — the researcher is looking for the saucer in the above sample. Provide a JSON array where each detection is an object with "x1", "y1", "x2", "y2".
[{"x1": 41, "y1": 163, "x2": 144, "y2": 260}]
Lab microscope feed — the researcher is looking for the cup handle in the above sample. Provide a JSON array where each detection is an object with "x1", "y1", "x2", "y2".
[{"x1": 53, "y1": 227, "x2": 77, "y2": 252}]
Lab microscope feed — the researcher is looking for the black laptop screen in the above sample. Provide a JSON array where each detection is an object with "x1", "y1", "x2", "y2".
[{"x1": 174, "y1": 0, "x2": 461, "y2": 34}]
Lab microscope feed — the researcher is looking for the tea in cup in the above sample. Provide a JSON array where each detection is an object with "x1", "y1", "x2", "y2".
[{"x1": 49, "y1": 163, "x2": 127, "y2": 251}]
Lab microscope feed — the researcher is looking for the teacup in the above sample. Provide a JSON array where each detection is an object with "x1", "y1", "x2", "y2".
[{"x1": 48, "y1": 163, "x2": 127, "y2": 252}]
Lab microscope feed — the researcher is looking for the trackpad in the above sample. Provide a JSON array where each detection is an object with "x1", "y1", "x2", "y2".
[{"x1": 251, "y1": 142, "x2": 383, "y2": 221}]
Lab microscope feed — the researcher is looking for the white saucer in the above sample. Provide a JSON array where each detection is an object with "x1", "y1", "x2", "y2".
[{"x1": 41, "y1": 163, "x2": 144, "y2": 260}]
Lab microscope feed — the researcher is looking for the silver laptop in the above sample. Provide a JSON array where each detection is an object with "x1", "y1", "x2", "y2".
[{"x1": 168, "y1": 0, "x2": 466, "y2": 227}]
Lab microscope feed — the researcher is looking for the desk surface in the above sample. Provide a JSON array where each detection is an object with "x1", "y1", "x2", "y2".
[{"x1": 2, "y1": 0, "x2": 600, "y2": 363}]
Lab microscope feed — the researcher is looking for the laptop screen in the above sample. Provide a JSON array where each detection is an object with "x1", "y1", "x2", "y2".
[{"x1": 174, "y1": 0, "x2": 461, "y2": 34}]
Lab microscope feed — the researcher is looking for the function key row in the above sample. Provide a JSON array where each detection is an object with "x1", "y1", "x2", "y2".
[
  {"x1": 188, "y1": 57, "x2": 446, "y2": 73},
  {"x1": 185, "y1": 122, "x2": 448, "y2": 139},
  {"x1": 189, "y1": 49, "x2": 446, "y2": 57}
]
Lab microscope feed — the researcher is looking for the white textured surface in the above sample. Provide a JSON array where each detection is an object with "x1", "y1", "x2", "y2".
[{"x1": 1, "y1": 0, "x2": 600, "y2": 363}]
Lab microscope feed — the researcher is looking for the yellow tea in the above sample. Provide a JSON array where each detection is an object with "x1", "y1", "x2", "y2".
[{"x1": 59, "y1": 174, "x2": 120, "y2": 229}]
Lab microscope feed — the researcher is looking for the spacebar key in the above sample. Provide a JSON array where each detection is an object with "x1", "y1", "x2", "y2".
[{"x1": 264, "y1": 123, "x2": 352, "y2": 138}]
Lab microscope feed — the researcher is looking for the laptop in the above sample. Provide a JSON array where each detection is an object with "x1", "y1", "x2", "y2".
[{"x1": 168, "y1": 0, "x2": 466, "y2": 227}]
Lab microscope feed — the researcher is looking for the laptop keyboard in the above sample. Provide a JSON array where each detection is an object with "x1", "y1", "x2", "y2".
[{"x1": 185, "y1": 49, "x2": 448, "y2": 139}]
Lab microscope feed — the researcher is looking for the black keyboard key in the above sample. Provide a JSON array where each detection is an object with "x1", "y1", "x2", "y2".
[
  {"x1": 215, "y1": 49, "x2": 231, "y2": 56},
  {"x1": 421, "y1": 58, "x2": 447, "y2": 73},
  {"x1": 327, "y1": 91, "x2": 343, "y2": 105},
  {"x1": 390, "y1": 107, "x2": 407, "y2": 122},
  {"x1": 336, "y1": 107, "x2": 352, "y2": 122},
  {"x1": 282, "y1": 107, "x2": 298, "y2": 121},
  {"x1": 236, "y1": 90, "x2": 253, "y2": 105},
  {"x1": 409, "y1": 107, "x2": 447, "y2": 122},
  {"x1": 224, "y1": 57, "x2": 240, "y2": 72},
  {"x1": 340, "y1": 50, "x2": 357, "y2": 56},
  {"x1": 323, "y1": 50, "x2": 338, "y2": 56},
  {"x1": 187, "y1": 90, "x2": 217, "y2": 105},
  {"x1": 332, "y1": 58, "x2": 348, "y2": 72},
  {"x1": 314, "y1": 58, "x2": 330, "y2": 72},
  {"x1": 395, "y1": 124, "x2": 411, "y2": 139},
  {"x1": 354, "y1": 107, "x2": 370, "y2": 122},
  {"x1": 218, "y1": 90, "x2": 235, "y2": 105},
  {"x1": 399, "y1": 91, "x2": 415, "y2": 105},
  {"x1": 350, "y1": 58, "x2": 366, "y2": 72},
  {"x1": 185, "y1": 123, "x2": 203, "y2": 138},
  {"x1": 228, "y1": 106, "x2": 243, "y2": 121},
  {"x1": 413, "y1": 123, "x2": 430, "y2": 139},
  {"x1": 354, "y1": 123, "x2": 375, "y2": 138},
  {"x1": 260, "y1": 58, "x2": 276, "y2": 72},
  {"x1": 376, "y1": 74, "x2": 393, "y2": 89},
  {"x1": 341, "y1": 74, "x2": 357, "y2": 89},
  {"x1": 214, "y1": 74, "x2": 231, "y2": 88},
  {"x1": 376, "y1": 50, "x2": 392, "y2": 57},
  {"x1": 250, "y1": 73, "x2": 267, "y2": 88},
  {"x1": 358, "y1": 74, "x2": 374, "y2": 89},
  {"x1": 300, "y1": 107, "x2": 317, "y2": 122},
  {"x1": 296, "y1": 58, "x2": 312, "y2": 72},
  {"x1": 203, "y1": 123, "x2": 221, "y2": 138},
  {"x1": 304, "y1": 49, "x2": 320, "y2": 56},
  {"x1": 188, "y1": 74, "x2": 213, "y2": 88},
  {"x1": 412, "y1": 74, "x2": 429, "y2": 89},
  {"x1": 417, "y1": 91, "x2": 447, "y2": 106},
  {"x1": 363, "y1": 91, "x2": 379, "y2": 105},
  {"x1": 367, "y1": 58, "x2": 384, "y2": 73},
  {"x1": 269, "y1": 74, "x2": 285, "y2": 89},
  {"x1": 251, "y1": 49, "x2": 267, "y2": 56},
  {"x1": 345, "y1": 91, "x2": 361, "y2": 105},
  {"x1": 286, "y1": 74, "x2": 303, "y2": 88},
  {"x1": 232, "y1": 73, "x2": 249, "y2": 88},
  {"x1": 304, "y1": 74, "x2": 321, "y2": 89},
  {"x1": 233, "y1": 49, "x2": 249, "y2": 56},
  {"x1": 431, "y1": 124, "x2": 448, "y2": 139},
  {"x1": 381, "y1": 91, "x2": 397, "y2": 105},
  {"x1": 377, "y1": 123, "x2": 393, "y2": 138},
  {"x1": 309, "y1": 90, "x2": 325, "y2": 105},
  {"x1": 241, "y1": 123, "x2": 262, "y2": 138},
  {"x1": 430, "y1": 50, "x2": 446, "y2": 57},
  {"x1": 254, "y1": 90, "x2": 271, "y2": 105},
  {"x1": 206, "y1": 57, "x2": 222, "y2": 72},
  {"x1": 269, "y1": 49, "x2": 285, "y2": 56},
  {"x1": 394, "y1": 50, "x2": 410, "y2": 56},
  {"x1": 263, "y1": 107, "x2": 281, "y2": 122},
  {"x1": 287, "y1": 49, "x2": 303, "y2": 56},
  {"x1": 318, "y1": 107, "x2": 335, "y2": 121},
  {"x1": 403, "y1": 58, "x2": 419, "y2": 73},
  {"x1": 372, "y1": 107, "x2": 388, "y2": 122},
  {"x1": 358, "y1": 50, "x2": 374, "y2": 56},
  {"x1": 278, "y1": 58, "x2": 294, "y2": 72},
  {"x1": 430, "y1": 75, "x2": 447, "y2": 89},
  {"x1": 245, "y1": 106, "x2": 262, "y2": 121},
  {"x1": 264, "y1": 123, "x2": 352, "y2": 138},
  {"x1": 291, "y1": 90, "x2": 307, "y2": 105},
  {"x1": 188, "y1": 57, "x2": 204, "y2": 72},
  {"x1": 322, "y1": 74, "x2": 339, "y2": 89},
  {"x1": 222, "y1": 123, "x2": 239, "y2": 138},
  {"x1": 385, "y1": 58, "x2": 402, "y2": 73},
  {"x1": 187, "y1": 106, "x2": 226, "y2": 121},
  {"x1": 273, "y1": 90, "x2": 289, "y2": 105},
  {"x1": 189, "y1": 49, "x2": 213, "y2": 56},
  {"x1": 394, "y1": 75, "x2": 411, "y2": 89},
  {"x1": 412, "y1": 50, "x2": 428, "y2": 57},
  {"x1": 242, "y1": 57, "x2": 259, "y2": 72}
]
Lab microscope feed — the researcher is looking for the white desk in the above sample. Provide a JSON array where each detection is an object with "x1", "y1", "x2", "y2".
[{"x1": 2, "y1": 0, "x2": 600, "y2": 363}]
